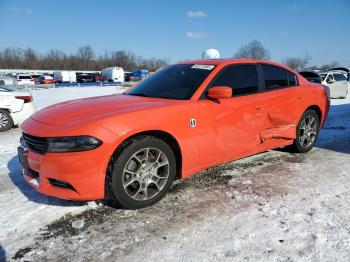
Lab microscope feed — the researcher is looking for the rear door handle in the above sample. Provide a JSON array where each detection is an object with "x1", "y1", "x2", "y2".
[
  {"x1": 255, "y1": 105, "x2": 264, "y2": 110},
  {"x1": 297, "y1": 96, "x2": 303, "y2": 100}
]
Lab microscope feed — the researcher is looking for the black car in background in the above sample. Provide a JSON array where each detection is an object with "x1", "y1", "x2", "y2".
[{"x1": 76, "y1": 73, "x2": 95, "y2": 83}]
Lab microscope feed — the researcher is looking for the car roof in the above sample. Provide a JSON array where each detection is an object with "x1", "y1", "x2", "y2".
[{"x1": 179, "y1": 59, "x2": 297, "y2": 73}]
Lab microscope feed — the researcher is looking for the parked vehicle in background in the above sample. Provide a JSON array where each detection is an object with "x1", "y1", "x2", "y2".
[
  {"x1": 31, "y1": 74, "x2": 42, "y2": 81},
  {"x1": 35, "y1": 75, "x2": 55, "y2": 84},
  {"x1": 321, "y1": 71, "x2": 348, "y2": 98},
  {"x1": 132, "y1": 69, "x2": 150, "y2": 80},
  {"x1": 16, "y1": 74, "x2": 35, "y2": 85},
  {"x1": 124, "y1": 72, "x2": 132, "y2": 82},
  {"x1": 101, "y1": 67, "x2": 125, "y2": 82},
  {"x1": 76, "y1": 73, "x2": 95, "y2": 83},
  {"x1": 300, "y1": 68, "x2": 349, "y2": 99},
  {"x1": 94, "y1": 73, "x2": 107, "y2": 82},
  {"x1": 53, "y1": 71, "x2": 77, "y2": 83},
  {"x1": 0, "y1": 76, "x2": 15, "y2": 85},
  {"x1": 299, "y1": 71, "x2": 322, "y2": 84},
  {"x1": 0, "y1": 86, "x2": 36, "y2": 131},
  {"x1": 19, "y1": 59, "x2": 330, "y2": 209}
]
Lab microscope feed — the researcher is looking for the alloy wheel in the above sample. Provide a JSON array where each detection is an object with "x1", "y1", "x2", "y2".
[
  {"x1": 299, "y1": 115, "x2": 317, "y2": 148},
  {"x1": 0, "y1": 112, "x2": 9, "y2": 128},
  {"x1": 122, "y1": 147, "x2": 170, "y2": 201}
]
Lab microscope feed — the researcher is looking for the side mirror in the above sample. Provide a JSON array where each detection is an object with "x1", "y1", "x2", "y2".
[
  {"x1": 207, "y1": 86, "x2": 232, "y2": 99},
  {"x1": 327, "y1": 78, "x2": 335, "y2": 84}
]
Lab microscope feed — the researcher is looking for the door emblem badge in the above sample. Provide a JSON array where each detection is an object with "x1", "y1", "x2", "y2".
[{"x1": 189, "y1": 118, "x2": 197, "y2": 128}]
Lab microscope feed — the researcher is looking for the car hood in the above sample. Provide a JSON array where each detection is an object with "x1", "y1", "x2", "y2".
[{"x1": 31, "y1": 94, "x2": 178, "y2": 126}]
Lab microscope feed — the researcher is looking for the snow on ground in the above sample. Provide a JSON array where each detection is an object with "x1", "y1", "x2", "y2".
[
  {"x1": 0, "y1": 88, "x2": 350, "y2": 261},
  {"x1": 0, "y1": 86, "x2": 125, "y2": 260}
]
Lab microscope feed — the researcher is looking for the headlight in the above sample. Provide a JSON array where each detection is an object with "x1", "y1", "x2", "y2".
[{"x1": 47, "y1": 136, "x2": 102, "y2": 153}]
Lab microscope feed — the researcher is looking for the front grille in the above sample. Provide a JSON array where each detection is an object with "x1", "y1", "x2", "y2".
[{"x1": 23, "y1": 133, "x2": 48, "y2": 154}]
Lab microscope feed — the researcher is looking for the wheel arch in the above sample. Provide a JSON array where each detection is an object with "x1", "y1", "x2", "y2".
[
  {"x1": 106, "y1": 130, "x2": 183, "y2": 186},
  {"x1": 305, "y1": 105, "x2": 322, "y2": 124},
  {"x1": 0, "y1": 108, "x2": 11, "y2": 113}
]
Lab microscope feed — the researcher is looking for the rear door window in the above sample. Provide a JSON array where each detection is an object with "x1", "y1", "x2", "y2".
[
  {"x1": 262, "y1": 64, "x2": 298, "y2": 90},
  {"x1": 209, "y1": 64, "x2": 259, "y2": 96},
  {"x1": 333, "y1": 74, "x2": 347, "y2": 81}
]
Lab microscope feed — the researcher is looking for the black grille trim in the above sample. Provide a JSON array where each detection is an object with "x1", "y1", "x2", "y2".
[
  {"x1": 23, "y1": 133, "x2": 48, "y2": 155},
  {"x1": 48, "y1": 178, "x2": 76, "y2": 191}
]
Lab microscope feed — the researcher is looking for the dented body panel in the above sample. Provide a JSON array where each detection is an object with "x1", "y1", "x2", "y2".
[{"x1": 19, "y1": 59, "x2": 330, "y2": 201}]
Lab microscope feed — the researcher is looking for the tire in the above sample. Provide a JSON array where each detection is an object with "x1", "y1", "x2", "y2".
[
  {"x1": 106, "y1": 136, "x2": 177, "y2": 209},
  {"x1": 290, "y1": 110, "x2": 320, "y2": 153},
  {"x1": 0, "y1": 109, "x2": 14, "y2": 132}
]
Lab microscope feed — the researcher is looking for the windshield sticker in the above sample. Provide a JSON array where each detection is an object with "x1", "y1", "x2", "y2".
[{"x1": 191, "y1": 64, "x2": 215, "y2": 70}]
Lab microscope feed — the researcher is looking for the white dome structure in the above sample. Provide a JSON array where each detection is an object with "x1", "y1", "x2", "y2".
[{"x1": 202, "y1": 49, "x2": 220, "y2": 60}]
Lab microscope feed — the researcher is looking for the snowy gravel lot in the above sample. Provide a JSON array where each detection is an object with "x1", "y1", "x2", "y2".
[{"x1": 0, "y1": 87, "x2": 350, "y2": 261}]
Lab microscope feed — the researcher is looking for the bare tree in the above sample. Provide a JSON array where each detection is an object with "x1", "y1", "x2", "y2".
[
  {"x1": 77, "y1": 45, "x2": 95, "y2": 70},
  {"x1": 41, "y1": 49, "x2": 66, "y2": 69},
  {"x1": 0, "y1": 46, "x2": 169, "y2": 71},
  {"x1": 23, "y1": 48, "x2": 38, "y2": 69},
  {"x1": 234, "y1": 40, "x2": 270, "y2": 60},
  {"x1": 110, "y1": 50, "x2": 137, "y2": 71},
  {"x1": 283, "y1": 54, "x2": 312, "y2": 71}
]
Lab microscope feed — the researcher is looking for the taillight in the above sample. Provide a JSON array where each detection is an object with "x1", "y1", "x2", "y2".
[{"x1": 15, "y1": 96, "x2": 33, "y2": 103}]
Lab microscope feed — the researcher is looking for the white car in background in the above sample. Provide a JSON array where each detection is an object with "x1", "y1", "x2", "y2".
[
  {"x1": 0, "y1": 86, "x2": 36, "y2": 132},
  {"x1": 16, "y1": 74, "x2": 35, "y2": 86},
  {"x1": 300, "y1": 69, "x2": 349, "y2": 99},
  {"x1": 320, "y1": 71, "x2": 349, "y2": 98}
]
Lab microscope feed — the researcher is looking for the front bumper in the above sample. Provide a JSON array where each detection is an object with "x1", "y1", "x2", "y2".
[{"x1": 19, "y1": 120, "x2": 118, "y2": 201}]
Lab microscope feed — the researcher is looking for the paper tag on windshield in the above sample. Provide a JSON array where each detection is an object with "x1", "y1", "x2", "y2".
[{"x1": 191, "y1": 64, "x2": 215, "y2": 70}]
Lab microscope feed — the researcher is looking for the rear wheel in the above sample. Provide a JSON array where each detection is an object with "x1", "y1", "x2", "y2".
[
  {"x1": 0, "y1": 110, "x2": 13, "y2": 132},
  {"x1": 106, "y1": 136, "x2": 176, "y2": 209},
  {"x1": 291, "y1": 110, "x2": 320, "y2": 153}
]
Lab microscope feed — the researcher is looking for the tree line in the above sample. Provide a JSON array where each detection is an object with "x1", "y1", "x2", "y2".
[
  {"x1": 0, "y1": 46, "x2": 169, "y2": 72},
  {"x1": 0, "y1": 41, "x2": 342, "y2": 72},
  {"x1": 233, "y1": 40, "x2": 342, "y2": 71}
]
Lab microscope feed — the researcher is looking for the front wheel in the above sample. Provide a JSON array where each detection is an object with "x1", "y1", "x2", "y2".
[
  {"x1": 106, "y1": 136, "x2": 177, "y2": 209},
  {"x1": 0, "y1": 110, "x2": 14, "y2": 132},
  {"x1": 291, "y1": 110, "x2": 320, "y2": 153}
]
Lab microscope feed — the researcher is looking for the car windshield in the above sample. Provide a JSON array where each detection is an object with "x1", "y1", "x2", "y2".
[{"x1": 125, "y1": 64, "x2": 215, "y2": 100}]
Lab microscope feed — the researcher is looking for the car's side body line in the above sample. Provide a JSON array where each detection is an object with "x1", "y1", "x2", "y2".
[{"x1": 18, "y1": 59, "x2": 330, "y2": 202}]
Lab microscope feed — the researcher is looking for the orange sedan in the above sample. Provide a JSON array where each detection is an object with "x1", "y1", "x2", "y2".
[{"x1": 19, "y1": 59, "x2": 330, "y2": 209}]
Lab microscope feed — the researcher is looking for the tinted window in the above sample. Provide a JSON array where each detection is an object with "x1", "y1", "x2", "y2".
[
  {"x1": 209, "y1": 65, "x2": 259, "y2": 96},
  {"x1": 126, "y1": 64, "x2": 214, "y2": 100},
  {"x1": 262, "y1": 64, "x2": 290, "y2": 90},
  {"x1": 288, "y1": 72, "x2": 298, "y2": 86},
  {"x1": 333, "y1": 74, "x2": 347, "y2": 81},
  {"x1": 18, "y1": 75, "x2": 32, "y2": 80}
]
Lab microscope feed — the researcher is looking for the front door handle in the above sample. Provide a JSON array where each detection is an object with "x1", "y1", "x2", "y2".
[{"x1": 255, "y1": 105, "x2": 264, "y2": 110}]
